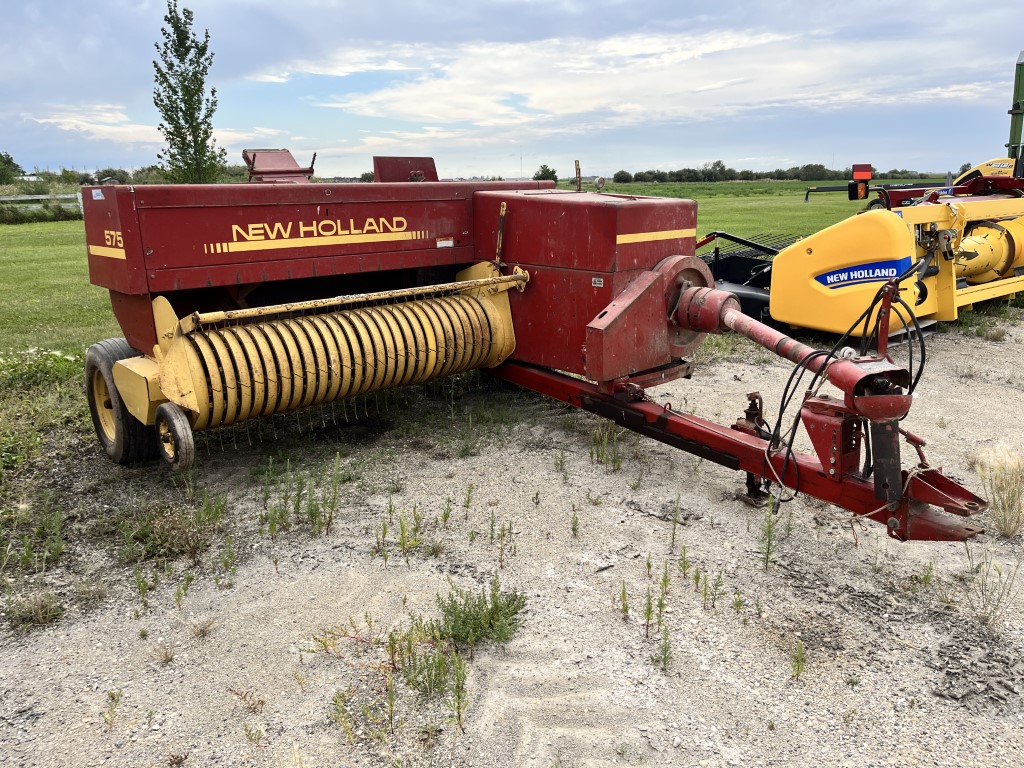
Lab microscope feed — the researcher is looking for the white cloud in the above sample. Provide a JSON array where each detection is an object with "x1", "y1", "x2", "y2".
[
  {"x1": 214, "y1": 126, "x2": 287, "y2": 144},
  {"x1": 249, "y1": 48, "x2": 425, "y2": 82},
  {"x1": 27, "y1": 105, "x2": 289, "y2": 151},
  {"x1": 288, "y1": 28, "x2": 1005, "y2": 145},
  {"x1": 29, "y1": 105, "x2": 162, "y2": 145}
]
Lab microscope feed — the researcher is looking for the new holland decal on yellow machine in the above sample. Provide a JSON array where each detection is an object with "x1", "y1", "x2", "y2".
[
  {"x1": 768, "y1": 200, "x2": 1024, "y2": 335},
  {"x1": 815, "y1": 257, "x2": 913, "y2": 289}
]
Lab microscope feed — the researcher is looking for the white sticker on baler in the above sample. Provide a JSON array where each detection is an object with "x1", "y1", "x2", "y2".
[
  {"x1": 91, "y1": 189, "x2": 105, "y2": 200},
  {"x1": 437, "y1": 236, "x2": 454, "y2": 248},
  {"x1": 592, "y1": 277, "x2": 604, "y2": 288}
]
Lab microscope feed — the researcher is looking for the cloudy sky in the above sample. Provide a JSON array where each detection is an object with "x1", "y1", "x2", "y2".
[{"x1": 3, "y1": 1, "x2": 1021, "y2": 179}]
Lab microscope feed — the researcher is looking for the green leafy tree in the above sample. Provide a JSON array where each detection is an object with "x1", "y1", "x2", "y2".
[
  {"x1": 533, "y1": 164, "x2": 557, "y2": 182},
  {"x1": 152, "y1": 1, "x2": 226, "y2": 183},
  {"x1": 218, "y1": 164, "x2": 249, "y2": 182},
  {"x1": 132, "y1": 165, "x2": 170, "y2": 185},
  {"x1": 612, "y1": 170, "x2": 633, "y2": 183},
  {"x1": 359, "y1": 171, "x2": 375, "y2": 183},
  {"x1": 0, "y1": 152, "x2": 24, "y2": 184},
  {"x1": 58, "y1": 168, "x2": 96, "y2": 185},
  {"x1": 95, "y1": 168, "x2": 132, "y2": 184}
]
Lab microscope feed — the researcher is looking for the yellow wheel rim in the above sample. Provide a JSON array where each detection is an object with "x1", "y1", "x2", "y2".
[
  {"x1": 158, "y1": 416, "x2": 177, "y2": 462},
  {"x1": 92, "y1": 369, "x2": 117, "y2": 442}
]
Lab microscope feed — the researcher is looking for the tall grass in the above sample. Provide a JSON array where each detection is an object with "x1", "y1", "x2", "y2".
[{"x1": 970, "y1": 445, "x2": 1024, "y2": 538}]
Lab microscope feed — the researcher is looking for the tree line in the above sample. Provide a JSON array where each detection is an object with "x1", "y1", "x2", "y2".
[{"x1": 611, "y1": 160, "x2": 958, "y2": 184}]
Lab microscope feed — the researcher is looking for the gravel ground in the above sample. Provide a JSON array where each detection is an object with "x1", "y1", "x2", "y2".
[{"x1": 1, "y1": 327, "x2": 1022, "y2": 768}]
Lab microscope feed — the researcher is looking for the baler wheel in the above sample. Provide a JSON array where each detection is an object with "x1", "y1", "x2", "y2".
[
  {"x1": 155, "y1": 402, "x2": 195, "y2": 472},
  {"x1": 85, "y1": 338, "x2": 157, "y2": 464}
]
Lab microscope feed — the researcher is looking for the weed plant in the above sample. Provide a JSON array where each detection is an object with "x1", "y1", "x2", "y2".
[
  {"x1": 643, "y1": 587, "x2": 653, "y2": 638},
  {"x1": 791, "y1": 640, "x2": 806, "y2": 678},
  {"x1": 259, "y1": 453, "x2": 350, "y2": 539},
  {"x1": 731, "y1": 590, "x2": 745, "y2": 613},
  {"x1": 102, "y1": 689, "x2": 122, "y2": 730},
  {"x1": 174, "y1": 572, "x2": 194, "y2": 609},
  {"x1": 589, "y1": 423, "x2": 623, "y2": 471},
  {"x1": 243, "y1": 722, "x2": 266, "y2": 746},
  {"x1": 653, "y1": 627, "x2": 672, "y2": 672},
  {"x1": 677, "y1": 544, "x2": 691, "y2": 577},
  {"x1": 0, "y1": 496, "x2": 65, "y2": 575},
  {"x1": 436, "y1": 576, "x2": 526, "y2": 647},
  {"x1": 6, "y1": 590, "x2": 63, "y2": 628},
  {"x1": 760, "y1": 497, "x2": 779, "y2": 570},
  {"x1": 669, "y1": 495, "x2": 681, "y2": 551},
  {"x1": 229, "y1": 687, "x2": 266, "y2": 714},
  {"x1": 970, "y1": 445, "x2": 1024, "y2": 538},
  {"x1": 152, "y1": 641, "x2": 175, "y2": 665},
  {"x1": 962, "y1": 545, "x2": 1020, "y2": 625},
  {"x1": 316, "y1": 577, "x2": 524, "y2": 743},
  {"x1": 102, "y1": 489, "x2": 226, "y2": 566}
]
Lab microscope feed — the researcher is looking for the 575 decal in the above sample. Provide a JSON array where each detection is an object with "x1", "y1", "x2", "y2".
[{"x1": 88, "y1": 230, "x2": 127, "y2": 260}]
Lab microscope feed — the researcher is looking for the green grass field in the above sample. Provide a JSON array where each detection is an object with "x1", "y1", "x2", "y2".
[
  {"x1": 589, "y1": 178, "x2": 950, "y2": 234},
  {"x1": 0, "y1": 222, "x2": 119, "y2": 355}
]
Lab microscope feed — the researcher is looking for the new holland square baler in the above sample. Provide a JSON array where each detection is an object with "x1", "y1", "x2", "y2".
[{"x1": 82, "y1": 152, "x2": 985, "y2": 542}]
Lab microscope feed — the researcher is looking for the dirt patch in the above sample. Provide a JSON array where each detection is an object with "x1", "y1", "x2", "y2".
[{"x1": 2, "y1": 329, "x2": 1023, "y2": 767}]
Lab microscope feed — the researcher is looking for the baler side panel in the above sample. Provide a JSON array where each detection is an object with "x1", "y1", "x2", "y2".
[
  {"x1": 136, "y1": 198, "x2": 475, "y2": 274},
  {"x1": 84, "y1": 186, "x2": 149, "y2": 296},
  {"x1": 84, "y1": 186, "x2": 157, "y2": 352}
]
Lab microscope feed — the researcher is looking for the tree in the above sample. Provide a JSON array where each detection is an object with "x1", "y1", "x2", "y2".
[
  {"x1": 359, "y1": 171, "x2": 375, "y2": 183},
  {"x1": 59, "y1": 168, "x2": 96, "y2": 185},
  {"x1": 0, "y1": 152, "x2": 24, "y2": 184},
  {"x1": 132, "y1": 165, "x2": 170, "y2": 184},
  {"x1": 95, "y1": 167, "x2": 132, "y2": 184},
  {"x1": 533, "y1": 164, "x2": 557, "y2": 182},
  {"x1": 152, "y1": 1, "x2": 226, "y2": 183},
  {"x1": 958, "y1": 162, "x2": 973, "y2": 174}
]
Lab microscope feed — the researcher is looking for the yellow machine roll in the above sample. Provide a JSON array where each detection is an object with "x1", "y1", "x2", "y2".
[
  {"x1": 955, "y1": 216, "x2": 1024, "y2": 284},
  {"x1": 181, "y1": 294, "x2": 510, "y2": 431},
  {"x1": 148, "y1": 263, "x2": 524, "y2": 433}
]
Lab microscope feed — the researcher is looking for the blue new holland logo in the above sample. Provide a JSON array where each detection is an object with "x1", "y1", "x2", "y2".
[{"x1": 814, "y1": 257, "x2": 912, "y2": 289}]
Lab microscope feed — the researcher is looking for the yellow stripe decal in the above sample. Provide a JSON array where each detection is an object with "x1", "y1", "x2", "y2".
[
  {"x1": 89, "y1": 245, "x2": 127, "y2": 260},
  {"x1": 214, "y1": 230, "x2": 429, "y2": 254},
  {"x1": 616, "y1": 228, "x2": 696, "y2": 245}
]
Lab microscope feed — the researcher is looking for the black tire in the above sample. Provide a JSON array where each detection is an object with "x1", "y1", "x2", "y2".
[
  {"x1": 85, "y1": 338, "x2": 158, "y2": 464},
  {"x1": 865, "y1": 198, "x2": 886, "y2": 211},
  {"x1": 155, "y1": 402, "x2": 195, "y2": 472}
]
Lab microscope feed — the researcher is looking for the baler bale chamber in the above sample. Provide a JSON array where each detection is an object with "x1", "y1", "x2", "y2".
[{"x1": 83, "y1": 152, "x2": 986, "y2": 543}]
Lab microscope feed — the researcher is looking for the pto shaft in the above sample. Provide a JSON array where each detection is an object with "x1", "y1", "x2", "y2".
[{"x1": 674, "y1": 286, "x2": 912, "y2": 421}]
